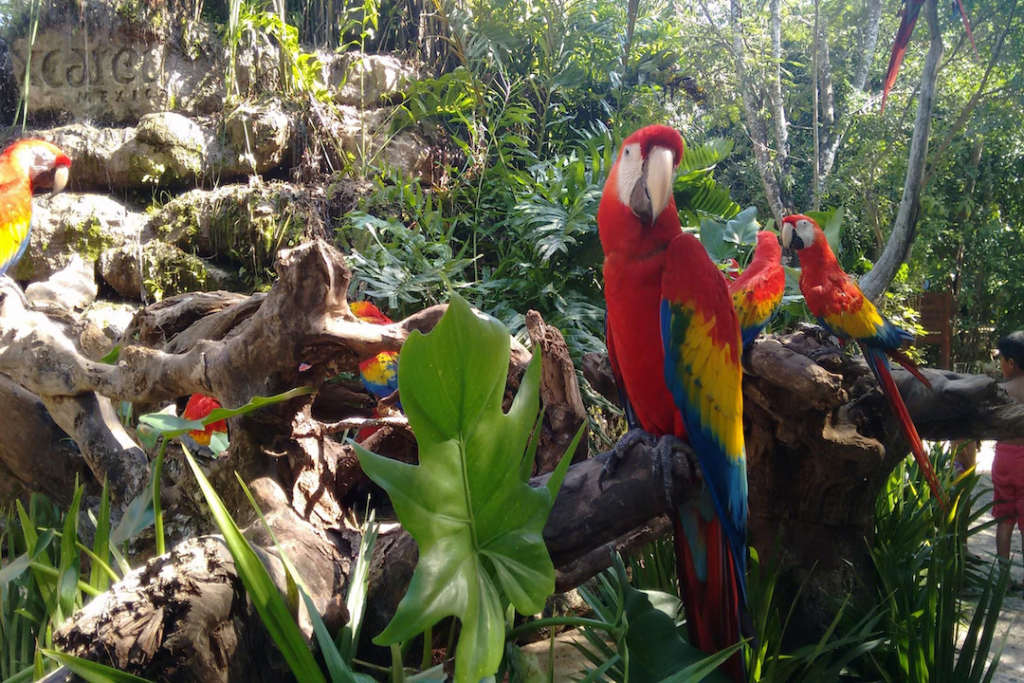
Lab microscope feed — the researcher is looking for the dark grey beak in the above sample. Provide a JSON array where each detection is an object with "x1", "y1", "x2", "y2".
[{"x1": 630, "y1": 169, "x2": 653, "y2": 226}]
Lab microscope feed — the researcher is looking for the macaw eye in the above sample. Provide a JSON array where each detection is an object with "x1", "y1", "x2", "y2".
[{"x1": 624, "y1": 149, "x2": 630, "y2": 157}]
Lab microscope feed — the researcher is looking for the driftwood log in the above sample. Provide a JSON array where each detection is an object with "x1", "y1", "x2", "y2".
[{"x1": 3, "y1": 240, "x2": 1024, "y2": 679}]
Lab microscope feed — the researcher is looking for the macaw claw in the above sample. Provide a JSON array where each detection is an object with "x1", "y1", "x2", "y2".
[
  {"x1": 598, "y1": 427, "x2": 657, "y2": 490},
  {"x1": 653, "y1": 434, "x2": 698, "y2": 508}
]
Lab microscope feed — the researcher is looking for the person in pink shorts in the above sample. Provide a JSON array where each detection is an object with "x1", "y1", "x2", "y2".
[{"x1": 993, "y1": 331, "x2": 1024, "y2": 569}]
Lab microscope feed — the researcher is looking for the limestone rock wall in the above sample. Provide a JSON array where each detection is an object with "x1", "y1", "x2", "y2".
[{"x1": 1, "y1": 0, "x2": 442, "y2": 314}]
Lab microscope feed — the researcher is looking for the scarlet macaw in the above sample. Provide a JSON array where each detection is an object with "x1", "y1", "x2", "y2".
[
  {"x1": 350, "y1": 301, "x2": 401, "y2": 408},
  {"x1": 599, "y1": 124, "x2": 748, "y2": 677},
  {"x1": 349, "y1": 301, "x2": 401, "y2": 442},
  {"x1": 182, "y1": 394, "x2": 228, "y2": 446},
  {"x1": 880, "y1": 0, "x2": 975, "y2": 113},
  {"x1": 781, "y1": 214, "x2": 947, "y2": 509},
  {"x1": 0, "y1": 139, "x2": 71, "y2": 278},
  {"x1": 729, "y1": 230, "x2": 785, "y2": 349}
]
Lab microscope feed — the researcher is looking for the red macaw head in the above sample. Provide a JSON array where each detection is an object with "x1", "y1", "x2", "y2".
[
  {"x1": 182, "y1": 394, "x2": 227, "y2": 446},
  {"x1": 613, "y1": 124, "x2": 683, "y2": 226},
  {"x1": 1, "y1": 139, "x2": 71, "y2": 197},
  {"x1": 598, "y1": 124, "x2": 685, "y2": 256},
  {"x1": 350, "y1": 300, "x2": 393, "y2": 325},
  {"x1": 780, "y1": 214, "x2": 824, "y2": 252},
  {"x1": 755, "y1": 229, "x2": 782, "y2": 260}
]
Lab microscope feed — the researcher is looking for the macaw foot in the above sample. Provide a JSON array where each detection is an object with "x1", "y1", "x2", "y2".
[
  {"x1": 652, "y1": 434, "x2": 698, "y2": 508},
  {"x1": 598, "y1": 428, "x2": 657, "y2": 490}
]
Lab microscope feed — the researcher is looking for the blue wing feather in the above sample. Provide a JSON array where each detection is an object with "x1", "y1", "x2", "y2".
[{"x1": 661, "y1": 298, "x2": 748, "y2": 600}]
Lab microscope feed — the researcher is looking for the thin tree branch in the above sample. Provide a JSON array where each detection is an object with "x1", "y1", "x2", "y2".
[
  {"x1": 860, "y1": 0, "x2": 943, "y2": 302},
  {"x1": 730, "y1": 0, "x2": 786, "y2": 225},
  {"x1": 811, "y1": 0, "x2": 821, "y2": 210},
  {"x1": 769, "y1": 0, "x2": 790, "y2": 186}
]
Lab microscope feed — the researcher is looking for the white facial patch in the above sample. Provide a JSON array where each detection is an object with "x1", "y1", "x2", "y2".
[
  {"x1": 616, "y1": 143, "x2": 643, "y2": 207},
  {"x1": 796, "y1": 219, "x2": 815, "y2": 247},
  {"x1": 28, "y1": 149, "x2": 57, "y2": 180}
]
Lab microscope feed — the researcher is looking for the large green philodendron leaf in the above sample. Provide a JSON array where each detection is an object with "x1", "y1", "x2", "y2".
[{"x1": 355, "y1": 294, "x2": 578, "y2": 683}]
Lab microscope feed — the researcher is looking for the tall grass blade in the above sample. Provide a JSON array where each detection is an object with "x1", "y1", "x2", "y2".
[
  {"x1": 181, "y1": 446, "x2": 326, "y2": 683},
  {"x1": 39, "y1": 650, "x2": 154, "y2": 682},
  {"x1": 90, "y1": 479, "x2": 112, "y2": 592}
]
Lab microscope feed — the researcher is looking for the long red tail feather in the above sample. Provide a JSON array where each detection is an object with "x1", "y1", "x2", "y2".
[
  {"x1": 954, "y1": 0, "x2": 978, "y2": 56},
  {"x1": 673, "y1": 510, "x2": 745, "y2": 682},
  {"x1": 863, "y1": 344, "x2": 949, "y2": 511},
  {"x1": 880, "y1": 13, "x2": 917, "y2": 113},
  {"x1": 887, "y1": 348, "x2": 934, "y2": 391}
]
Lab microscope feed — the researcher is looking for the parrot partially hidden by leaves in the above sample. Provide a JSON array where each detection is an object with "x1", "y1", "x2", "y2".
[
  {"x1": 599, "y1": 124, "x2": 748, "y2": 678},
  {"x1": 782, "y1": 214, "x2": 948, "y2": 510},
  {"x1": 350, "y1": 301, "x2": 401, "y2": 442},
  {"x1": 350, "y1": 301, "x2": 401, "y2": 408},
  {"x1": 729, "y1": 230, "x2": 785, "y2": 349},
  {"x1": 182, "y1": 394, "x2": 228, "y2": 447},
  {"x1": 0, "y1": 139, "x2": 71, "y2": 278}
]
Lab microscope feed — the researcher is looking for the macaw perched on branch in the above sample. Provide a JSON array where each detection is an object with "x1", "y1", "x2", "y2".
[
  {"x1": 880, "y1": 0, "x2": 976, "y2": 113},
  {"x1": 729, "y1": 231, "x2": 785, "y2": 349},
  {"x1": 781, "y1": 214, "x2": 948, "y2": 510},
  {"x1": 0, "y1": 139, "x2": 71, "y2": 277},
  {"x1": 350, "y1": 301, "x2": 401, "y2": 408},
  {"x1": 350, "y1": 301, "x2": 401, "y2": 442},
  {"x1": 599, "y1": 124, "x2": 748, "y2": 678}
]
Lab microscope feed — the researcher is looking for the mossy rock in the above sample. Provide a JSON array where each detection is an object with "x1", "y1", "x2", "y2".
[
  {"x1": 12, "y1": 193, "x2": 148, "y2": 282},
  {"x1": 150, "y1": 181, "x2": 326, "y2": 283},
  {"x1": 99, "y1": 241, "x2": 241, "y2": 302}
]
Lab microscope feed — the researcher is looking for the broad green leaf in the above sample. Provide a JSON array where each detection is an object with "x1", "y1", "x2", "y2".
[
  {"x1": 137, "y1": 413, "x2": 204, "y2": 437},
  {"x1": 39, "y1": 651, "x2": 154, "y2": 683},
  {"x1": 99, "y1": 345, "x2": 122, "y2": 364},
  {"x1": 699, "y1": 218, "x2": 737, "y2": 263},
  {"x1": 337, "y1": 511, "x2": 379, "y2": 662},
  {"x1": 0, "y1": 530, "x2": 53, "y2": 589},
  {"x1": 722, "y1": 206, "x2": 759, "y2": 247},
  {"x1": 201, "y1": 386, "x2": 316, "y2": 425},
  {"x1": 208, "y1": 431, "x2": 230, "y2": 455},
  {"x1": 611, "y1": 555, "x2": 731, "y2": 682},
  {"x1": 109, "y1": 464, "x2": 157, "y2": 547},
  {"x1": 56, "y1": 481, "x2": 83, "y2": 625},
  {"x1": 181, "y1": 446, "x2": 327, "y2": 683},
  {"x1": 355, "y1": 294, "x2": 578, "y2": 683},
  {"x1": 1, "y1": 666, "x2": 33, "y2": 683}
]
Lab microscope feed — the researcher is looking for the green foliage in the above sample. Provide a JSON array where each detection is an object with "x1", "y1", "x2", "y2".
[
  {"x1": 699, "y1": 206, "x2": 760, "y2": 264},
  {"x1": 39, "y1": 650, "x2": 154, "y2": 683},
  {"x1": 1, "y1": 483, "x2": 121, "y2": 681},
  {"x1": 843, "y1": 445, "x2": 1011, "y2": 680},
  {"x1": 572, "y1": 554, "x2": 738, "y2": 682},
  {"x1": 355, "y1": 294, "x2": 582, "y2": 682}
]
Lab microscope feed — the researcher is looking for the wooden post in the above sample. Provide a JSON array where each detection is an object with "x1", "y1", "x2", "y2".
[{"x1": 917, "y1": 291, "x2": 954, "y2": 370}]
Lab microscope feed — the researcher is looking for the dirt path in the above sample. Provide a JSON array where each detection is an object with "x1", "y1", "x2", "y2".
[{"x1": 963, "y1": 442, "x2": 1022, "y2": 682}]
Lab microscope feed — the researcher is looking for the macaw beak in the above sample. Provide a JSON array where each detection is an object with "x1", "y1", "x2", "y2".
[
  {"x1": 630, "y1": 145, "x2": 675, "y2": 226},
  {"x1": 781, "y1": 222, "x2": 800, "y2": 249},
  {"x1": 50, "y1": 165, "x2": 69, "y2": 197}
]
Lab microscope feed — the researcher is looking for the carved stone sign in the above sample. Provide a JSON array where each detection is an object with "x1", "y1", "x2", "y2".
[{"x1": 10, "y1": 26, "x2": 224, "y2": 124}]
